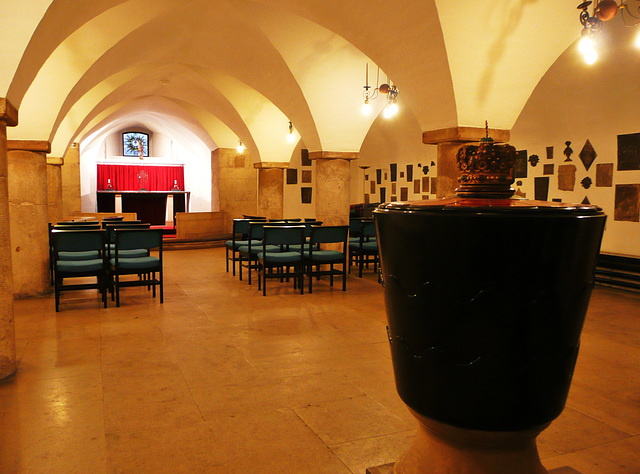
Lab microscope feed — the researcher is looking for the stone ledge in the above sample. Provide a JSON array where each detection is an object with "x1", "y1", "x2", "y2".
[
  {"x1": 0, "y1": 98, "x2": 18, "y2": 127},
  {"x1": 7, "y1": 140, "x2": 51, "y2": 153},
  {"x1": 423, "y1": 126, "x2": 510, "y2": 145},
  {"x1": 308, "y1": 151, "x2": 359, "y2": 161}
]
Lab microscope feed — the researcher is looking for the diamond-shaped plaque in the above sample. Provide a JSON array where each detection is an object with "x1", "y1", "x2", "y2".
[{"x1": 579, "y1": 139, "x2": 597, "y2": 171}]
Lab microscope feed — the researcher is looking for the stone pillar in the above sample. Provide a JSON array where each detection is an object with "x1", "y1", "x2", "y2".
[
  {"x1": 0, "y1": 98, "x2": 18, "y2": 379},
  {"x1": 255, "y1": 163, "x2": 286, "y2": 220},
  {"x1": 8, "y1": 140, "x2": 51, "y2": 297},
  {"x1": 309, "y1": 151, "x2": 358, "y2": 226},
  {"x1": 61, "y1": 143, "x2": 81, "y2": 218},
  {"x1": 423, "y1": 127, "x2": 510, "y2": 199},
  {"x1": 47, "y1": 156, "x2": 63, "y2": 224},
  {"x1": 214, "y1": 147, "x2": 257, "y2": 233}
]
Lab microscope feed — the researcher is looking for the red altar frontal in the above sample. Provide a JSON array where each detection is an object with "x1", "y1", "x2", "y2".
[{"x1": 96, "y1": 163, "x2": 189, "y2": 225}]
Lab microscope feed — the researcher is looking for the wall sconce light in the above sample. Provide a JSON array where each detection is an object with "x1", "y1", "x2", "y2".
[
  {"x1": 362, "y1": 63, "x2": 399, "y2": 118},
  {"x1": 577, "y1": 0, "x2": 640, "y2": 64},
  {"x1": 237, "y1": 140, "x2": 246, "y2": 154},
  {"x1": 287, "y1": 121, "x2": 296, "y2": 143}
]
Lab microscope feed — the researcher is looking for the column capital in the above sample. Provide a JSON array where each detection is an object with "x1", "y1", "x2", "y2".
[
  {"x1": 7, "y1": 140, "x2": 51, "y2": 153},
  {"x1": 47, "y1": 157, "x2": 64, "y2": 166},
  {"x1": 0, "y1": 98, "x2": 18, "y2": 127},
  {"x1": 422, "y1": 126, "x2": 510, "y2": 145},
  {"x1": 254, "y1": 162, "x2": 289, "y2": 169},
  {"x1": 309, "y1": 151, "x2": 359, "y2": 161}
]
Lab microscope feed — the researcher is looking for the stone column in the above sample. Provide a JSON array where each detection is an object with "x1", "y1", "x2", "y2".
[
  {"x1": 214, "y1": 148, "x2": 257, "y2": 233},
  {"x1": 61, "y1": 143, "x2": 81, "y2": 218},
  {"x1": 423, "y1": 127, "x2": 510, "y2": 199},
  {"x1": 0, "y1": 98, "x2": 18, "y2": 379},
  {"x1": 309, "y1": 151, "x2": 358, "y2": 226},
  {"x1": 255, "y1": 163, "x2": 287, "y2": 220},
  {"x1": 8, "y1": 140, "x2": 51, "y2": 297},
  {"x1": 47, "y1": 157, "x2": 64, "y2": 224}
]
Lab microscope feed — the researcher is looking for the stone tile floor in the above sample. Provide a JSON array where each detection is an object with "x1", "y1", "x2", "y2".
[{"x1": 0, "y1": 247, "x2": 638, "y2": 473}]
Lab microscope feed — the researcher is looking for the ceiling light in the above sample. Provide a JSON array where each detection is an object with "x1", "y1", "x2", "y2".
[
  {"x1": 362, "y1": 63, "x2": 399, "y2": 117},
  {"x1": 577, "y1": 1, "x2": 640, "y2": 63},
  {"x1": 287, "y1": 121, "x2": 296, "y2": 143}
]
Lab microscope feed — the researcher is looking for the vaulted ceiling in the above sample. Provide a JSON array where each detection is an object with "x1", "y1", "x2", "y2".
[{"x1": 0, "y1": 1, "x2": 595, "y2": 160}]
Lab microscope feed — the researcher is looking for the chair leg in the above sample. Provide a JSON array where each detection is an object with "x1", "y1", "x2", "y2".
[
  {"x1": 232, "y1": 251, "x2": 236, "y2": 276},
  {"x1": 160, "y1": 269, "x2": 164, "y2": 304},
  {"x1": 115, "y1": 274, "x2": 120, "y2": 307},
  {"x1": 226, "y1": 247, "x2": 230, "y2": 272},
  {"x1": 262, "y1": 263, "x2": 267, "y2": 296},
  {"x1": 343, "y1": 262, "x2": 347, "y2": 291},
  {"x1": 101, "y1": 273, "x2": 108, "y2": 308},
  {"x1": 152, "y1": 272, "x2": 157, "y2": 298},
  {"x1": 358, "y1": 253, "x2": 364, "y2": 278},
  {"x1": 308, "y1": 263, "x2": 313, "y2": 294},
  {"x1": 54, "y1": 276, "x2": 61, "y2": 312},
  {"x1": 330, "y1": 264, "x2": 334, "y2": 286},
  {"x1": 299, "y1": 263, "x2": 304, "y2": 295}
]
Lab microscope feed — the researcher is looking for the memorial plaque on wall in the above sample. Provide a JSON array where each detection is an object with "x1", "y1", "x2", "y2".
[
  {"x1": 422, "y1": 177, "x2": 429, "y2": 194},
  {"x1": 431, "y1": 177, "x2": 437, "y2": 195},
  {"x1": 301, "y1": 149, "x2": 311, "y2": 166},
  {"x1": 546, "y1": 146, "x2": 554, "y2": 160},
  {"x1": 364, "y1": 193, "x2": 370, "y2": 205},
  {"x1": 376, "y1": 169, "x2": 382, "y2": 184},
  {"x1": 380, "y1": 187, "x2": 386, "y2": 203},
  {"x1": 392, "y1": 182, "x2": 397, "y2": 194},
  {"x1": 543, "y1": 164, "x2": 554, "y2": 175},
  {"x1": 400, "y1": 187, "x2": 408, "y2": 201},
  {"x1": 534, "y1": 177, "x2": 550, "y2": 201},
  {"x1": 614, "y1": 184, "x2": 640, "y2": 222},
  {"x1": 370, "y1": 180, "x2": 376, "y2": 194},
  {"x1": 390, "y1": 163, "x2": 398, "y2": 182},
  {"x1": 301, "y1": 170, "x2": 312, "y2": 183},
  {"x1": 515, "y1": 150, "x2": 528, "y2": 178},
  {"x1": 414, "y1": 179, "x2": 421, "y2": 194},
  {"x1": 617, "y1": 132, "x2": 640, "y2": 171},
  {"x1": 558, "y1": 164, "x2": 577, "y2": 191},
  {"x1": 301, "y1": 187, "x2": 312, "y2": 203},
  {"x1": 286, "y1": 168, "x2": 298, "y2": 185},
  {"x1": 406, "y1": 165, "x2": 413, "y2": 182},
  {"x1": 596, "y1": 163, "x2": 613, "y2": 187}
]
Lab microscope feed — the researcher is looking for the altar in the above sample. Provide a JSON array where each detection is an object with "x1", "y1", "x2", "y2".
[
  {"x1": 96, "y1": 163, "x2": 189, "y2": 225},
  {"x1": 97, "y1": 191, "x2": 190, "y2": 226}
]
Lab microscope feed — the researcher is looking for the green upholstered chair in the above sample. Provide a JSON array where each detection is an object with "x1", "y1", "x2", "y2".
[
  {"x1": 348, "y1": 220, "x2": 379, "y2": 278},
  {"x1": 225, "y1": 219, "x2": 261, "y2": 276},
  {"x1": 304, "y1": 225, "x2": 349, "y2": 293},
  {"x1": 51, "y1": 229, "x2": 108, "y2": 312},
  {"x1": 110, "y1": 229, "x2": 163, "y2": 307},
  {"x1": 49, "y1": 223, "x2": 102, "y2": 285},
  {"x1": 257, "y1": 225, "x2": 306, "y2": 296},
  {"x1": 238, "y1": 221, "x2": 288, "y2": 284}
]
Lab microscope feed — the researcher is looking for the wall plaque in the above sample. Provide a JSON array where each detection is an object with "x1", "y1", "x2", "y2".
[{"x1": 614, "y1": 184, "x2": 640, "y2": 222}]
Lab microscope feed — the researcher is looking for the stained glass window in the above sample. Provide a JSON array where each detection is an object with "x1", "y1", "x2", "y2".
[{"x1": 122, "y1": 132, "x2": 149, "y2": 157}]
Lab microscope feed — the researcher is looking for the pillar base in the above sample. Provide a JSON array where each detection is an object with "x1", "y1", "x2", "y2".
[{"x1": 393, "y1": 411, "x2": 549, "y2": 474}]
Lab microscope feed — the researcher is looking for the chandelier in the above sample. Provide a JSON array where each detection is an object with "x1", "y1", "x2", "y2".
[
  {"x1": 362, "y1": 64, "x2": 399, "y2": 118},
  {"x1": 577, "y1": 0, "x2": 640, "y2": 64}
]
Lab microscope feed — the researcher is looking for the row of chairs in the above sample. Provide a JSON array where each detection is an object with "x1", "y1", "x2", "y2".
[
  {"x1": 226, "y1": 219, "x2": 350, "y2": 295},
  {"x1": 49, "y1": 220, "x2": 163, "y2": 311},
  {"x1": 225, "y1": 217, "x2": 380, "y2": 295}
]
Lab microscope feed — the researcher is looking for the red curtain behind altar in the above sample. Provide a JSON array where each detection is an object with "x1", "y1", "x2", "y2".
[{"x1": 97, "y1": 164, "x2": 185, "y2": 191}]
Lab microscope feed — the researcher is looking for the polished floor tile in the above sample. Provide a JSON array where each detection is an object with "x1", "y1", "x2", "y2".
[{"x1": 0, "y1": 247, "x2": 638, "y2": 473}]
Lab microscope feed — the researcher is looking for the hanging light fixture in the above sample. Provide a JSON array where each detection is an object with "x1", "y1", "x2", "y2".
[
  {"x1": 236, "y1": 140, "x2": 246, "y2": 154},
  {"x1": 577, "y1": 0, "x2": 640, "y2": 64},
  {"x1": 287, "y1": 121, "x2": 296, "y2": 143},
  {"x1": 362, "y1": 63, "x2": 399, "y2": 118}
]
